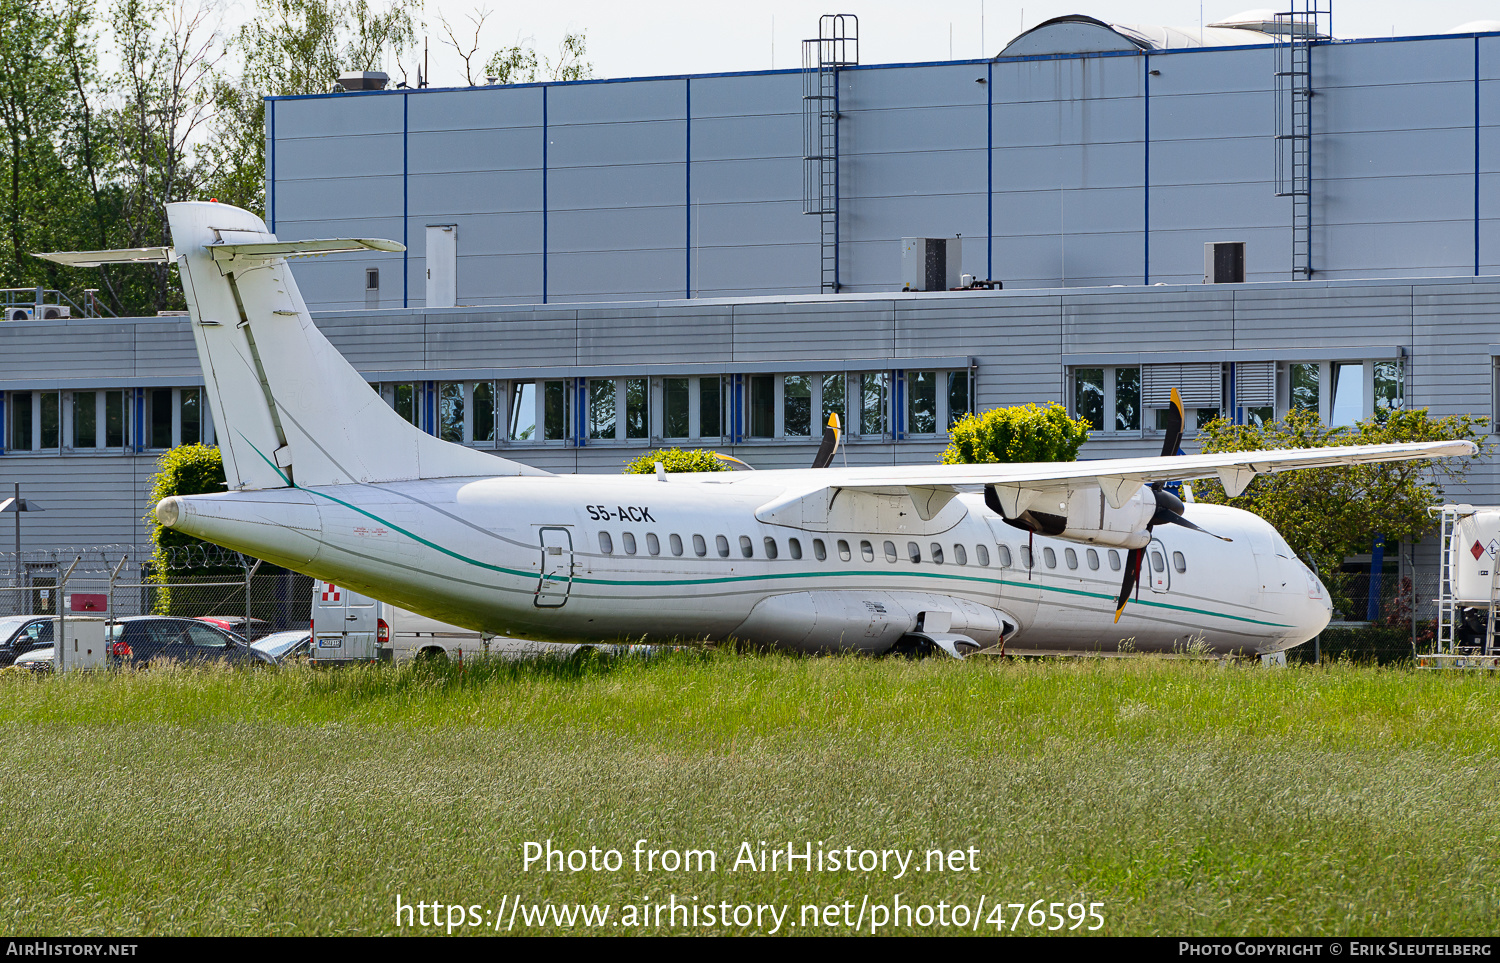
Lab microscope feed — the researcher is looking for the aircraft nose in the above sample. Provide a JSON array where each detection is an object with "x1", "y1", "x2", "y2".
[{"x1": 1297, "y1": 563, "x2": 1333, "y2": 640}]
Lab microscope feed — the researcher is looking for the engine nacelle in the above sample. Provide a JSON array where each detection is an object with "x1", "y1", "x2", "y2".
[{"x1": 985, "y1": 483, "x2": 1154, "y2": 550}]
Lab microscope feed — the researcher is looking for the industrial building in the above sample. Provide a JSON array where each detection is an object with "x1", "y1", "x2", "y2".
[{"x1": 4, "y1": 8, "x2": 1500, "y2": 605}]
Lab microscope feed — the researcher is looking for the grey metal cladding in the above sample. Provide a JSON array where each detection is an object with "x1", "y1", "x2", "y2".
[
  {"x1": 0, "y1": 322, "x2": 134, "y2": 376},
  {"x1": 0, "y1": 455, "x2": 153, "y2": 547},
  {"x1": 731, "y1": 301, "x2": 896, "y2": 363},
  {"x1": 406, "y1": 87, "x2": 544, "y2": 133},
  {"x1": 133, "y1": 322, "x2": 201, "y2": 377},
  {"x1": 424, "y1": 309, "x2": 580, "y2": 369},
  {"x1": 575, "y1": 304, "x2": 731, "y2": 366},
  {"x1": 408, "y1": 128, "x2": 543, "y2": 177},
  {"x1": 316, "y1": 315, "x2": 426, "y2": 369},
  {"x1": 1062, "y1": 289, "x2": 1235, "y2": 353},
  {"x1": 1230, "y1": 285, "x2": 1416, "y2": 350}
]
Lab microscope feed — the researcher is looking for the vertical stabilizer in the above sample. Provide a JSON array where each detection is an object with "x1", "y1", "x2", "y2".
[{"x1": 166, "y1": 202, "x2": 548, "y2": 489}]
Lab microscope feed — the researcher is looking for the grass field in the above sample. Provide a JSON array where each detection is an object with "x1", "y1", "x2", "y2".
[{"x1": 2, "y1": 652, "x2": 1498, "y2": 936}]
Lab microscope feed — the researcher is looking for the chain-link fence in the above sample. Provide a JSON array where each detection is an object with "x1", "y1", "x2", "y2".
[{"x1": 0, "y1": 546, "x2": 314, "y2": 642}]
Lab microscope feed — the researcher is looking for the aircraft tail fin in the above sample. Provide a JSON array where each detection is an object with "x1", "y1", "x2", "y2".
[{"x1": 152, "y1": 201, "x2": 548, "y2": 490}]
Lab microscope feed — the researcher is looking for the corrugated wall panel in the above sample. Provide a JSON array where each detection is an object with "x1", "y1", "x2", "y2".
[
  {"x1": 424, "y1": 310, "x2": 579, "y2": 370},
  {"x1": 731, "y1": 301, "x2": 896, "y2": 363},
  {"x1": 576, "y1": 305, "x2": 732, "y2": 366}
]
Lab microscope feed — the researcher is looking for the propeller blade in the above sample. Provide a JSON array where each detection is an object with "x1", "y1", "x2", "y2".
[
  {"x1": 1150, "y1": 483, "x2": 1233, "y2": 541},
  {"x1": 811, "y1": 412, "x2": 841, "y2": 469},
  {"x1": 712, "y1": 453, "x2": 755, "y2": 471},
  {"x1": 1114, "y1": 547, "x2": 1145, "y2": 623},
  {"x1": 1159, "y1": 386, "x2": 1185, "y2": 458},
  {"x1": 1156, "y1": 512, "x2": 1234, "y2": 542}
]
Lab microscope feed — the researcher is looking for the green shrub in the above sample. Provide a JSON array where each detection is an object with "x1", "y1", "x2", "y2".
[
  {"x1": 623, "y1": 448, "x2": 729, "y2": 474},
  {"x1": 942, "y1": 402, "x2": 1090, "y2": 465}
]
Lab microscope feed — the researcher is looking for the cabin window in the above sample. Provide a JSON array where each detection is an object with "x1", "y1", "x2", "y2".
[
  {"x1": 977, "y1": 544, "x2": 990, "y2": 567},
  {"x1": 1043, "y1": 547, "x2": 1057, "y2": 568},
  {"x1": 622, "y1": 532, "x2": 637, "y2": 555},
  {"x1": 1108, "y1": 550, "x2": 1121, "y2": 571},
  {"x1": 930, "y1": 543, "x2": 944, "y2": 565},
  {"x1": 1020, "y1": 545, "x2": 1033, "y2": 568},
  {"x1": 953, "y1": 544, "x2": 967, "y2": 565},
  {"x1": 861, "y1": 540, "x2": 875, "y2": 562},
  {"x1": 1064, "y1": 548, "x2": 1078, "y2": 570},
  {"x1": 716, "y1": 535, "x2": 730, "y2": 558},
  {"x1": 993, "y1": 545, "x2": 1007, "y2": 568},
  {"x1": 884, "y1": 541, "x2": 898, "y2": 563},
  {"x1": 739, "y1": 536, "x2": 754, "y2": 558},
  {"x1": 839, "y1": 540, "x2": 852, "y2": 562},
  {"x1": 645, "y1": 533, "x2": 660, "y2": 556},
  {"x1": 670, "y1": 534, "x2": 684, "y2": 557},
  {"x1": 814, "y1": 539, "x2": 827, "y2": 561},
  {"x1": 788, "y1": 538, "x2": 802, "y2": 560},
  {"x1": 763, "y1": 537, "x2": 778, "y2": 559},
  {"x1": 907, "y1": 542, "x2": 921, "y2": 564},
  {"x1": 1150, "y1": 551, "x2": 1165, "y2": 572},
  {"x1": 1086, "y1": 548, "x2": 1100, "y2": 571},
  {"x1": 598, "y1": 532, "x2": 613, "y2": 554},
  {"x1": 693, "y1": 534, "x2": 707, "y2": 557},
  {"x1": 1173, "y1": 551, "x2": 1187, "y2": 573}
]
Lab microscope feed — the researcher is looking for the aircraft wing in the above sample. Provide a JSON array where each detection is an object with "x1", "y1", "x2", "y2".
[{"x1": 755, "y1": 439, "x2": 1477, "y2": 523}]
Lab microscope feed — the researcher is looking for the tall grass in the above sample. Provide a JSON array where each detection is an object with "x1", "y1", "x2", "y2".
[{"x1": 1, "y1": 654, "x2": 1497, "y2": 935}]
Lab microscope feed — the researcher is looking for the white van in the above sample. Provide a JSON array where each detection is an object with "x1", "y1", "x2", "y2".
[{"x1": 309, "y1": 581, "x2": 491, "y2": 664}]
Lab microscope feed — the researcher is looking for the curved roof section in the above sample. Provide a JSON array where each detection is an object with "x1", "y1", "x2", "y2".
[{"x1": 998, "y1": 12, "x2": 1300, "y2": 58}]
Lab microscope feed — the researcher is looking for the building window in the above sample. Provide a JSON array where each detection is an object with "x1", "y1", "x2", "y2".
[
  {"x1": 663, "y1": 378, "x2": 690, "y2": 439},
  {"x1": 588, "y1": 379, "x2": 616, "y2": 440},
  {"x1": 859, "y1": 372, "x2": 887, "y2": 437},
  {"x1": 473, "y1": 381, "x2": 497, "y2": 444},
  {"x1": 1289, "y1": 362, "x2": 1319, "y2": 414},
  {"x1": 392, "y1": 383, "x2": 419, "y2": 428},
  {"x1": 1071, "y1": 366, "x2": 1140, "y2": 433},
  {"x1": 748, "y1": 375, "x2": 774, "y2": 438},
  {"x1": 783, "y1": 374, "x2": 811, "y2": 437},
  {"x1": 438, "y1": 382, "x2": 464, "y2": 443},
  {"x1": 822, "y1": 374, "x2": 845, "y2": 429},
  {"x1": 73, "y1": 392, "x2": 96, "y2": 449},
  {"x1": 1373, "y1": 360, "x2": 1404, "y2": 422},
  {"x1": 624, "y1": 378, "x2": 648, "y2": 440},
  {"x1": 906, "y1": 370, "x2": 937, "y2": 435},
  {"x1": 947, "y1": 371, "x2": 971, "y2": 427}
]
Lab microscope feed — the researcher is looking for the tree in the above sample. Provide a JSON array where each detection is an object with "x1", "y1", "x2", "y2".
[
  {"x1": 623, "y1": 448, "x2": 729, "y2": 474},
  {"x1": 1193, "y1": 407, "x2": 1492, "y2": 582},
  {"x1": 108, "y1": 0, "x2": 226, "y2": 313},
  {"x1": 143, "y1": 443, "x2": 231, "y2": 612},
  {"x1": 483, "y1": 28, "x2": 592, "y2": 85},
  {"x1": 941, "y1": 402, "x2": 1090, "y2": 465},
  {"x1": 201, "y1": 0, "x2": 420, "y2": 214}
]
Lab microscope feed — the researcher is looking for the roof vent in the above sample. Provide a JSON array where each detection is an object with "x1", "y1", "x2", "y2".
[{"x1": 335, "y1": 71, "x2": 389, "y2": 92}]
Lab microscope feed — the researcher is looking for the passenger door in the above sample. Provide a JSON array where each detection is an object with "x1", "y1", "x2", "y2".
[{"x1": 535, "y1": 527, "x2": 574, "y2": 608}]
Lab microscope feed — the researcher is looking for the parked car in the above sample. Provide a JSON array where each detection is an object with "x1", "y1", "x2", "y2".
[
  {"x1": 251, "y1": 630, "x2": 312, "y2": 664},
  {"x1": 195, "y1": 616, "x2": 274, "y2": 641},
  {"x1": 12, "y1": 616, "x2": 273, "y2": 672},
  {"x1": 0, "y1": 616, "x2": 54, "y2": 667}
]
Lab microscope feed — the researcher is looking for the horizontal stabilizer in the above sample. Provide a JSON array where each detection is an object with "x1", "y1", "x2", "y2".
[
  {"x1": 207, "y1": 238, "x2": 404, "y2": 263},
  {"x1": 33, "y1": 246, "x2": 172, "y2": 267}
]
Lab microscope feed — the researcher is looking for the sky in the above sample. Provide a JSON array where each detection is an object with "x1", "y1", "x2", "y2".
[{"x1": 377, "y1": 1, "x2": 1500, "y2": 88}]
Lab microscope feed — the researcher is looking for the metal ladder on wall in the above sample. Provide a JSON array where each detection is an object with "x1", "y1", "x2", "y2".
[
  {"x1": 1273, "y1": 1, "x2": 1331, "y2": 280},
  {"x1": 802, "y1": 14, "x2": 858, "y2": 294},
  {"x1": 1436, "y1": 504, "x2": 1461, "y2": 654}
]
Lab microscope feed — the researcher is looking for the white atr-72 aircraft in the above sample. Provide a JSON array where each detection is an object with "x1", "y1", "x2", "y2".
[{"x1": 42, "y1": 203, "x2": 1476, "y2": 658}]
